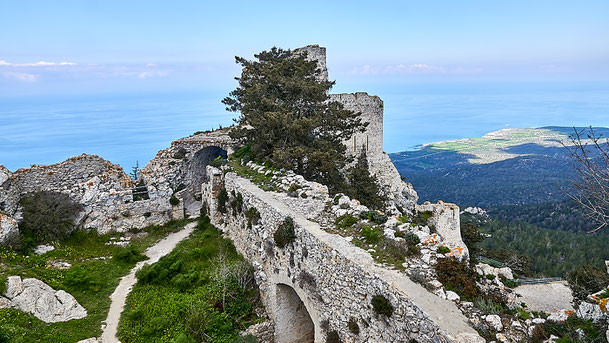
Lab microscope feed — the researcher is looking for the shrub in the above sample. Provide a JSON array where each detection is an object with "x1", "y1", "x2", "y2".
[
  {"x1": 517, "y1": 308, "x2": 531, "y2": 320},
  {"x1": 143, "y1": 212, "x2": 152, "y2": 218},
  {"x1": 173, "y1": 147, "x2": 187, "y2": 159},
  {"x1": 361, "y1": 226, "x2": 383, "y2": 244},
  {"x1": 287, "y1": 184, "x2": 300, "y2": 193},
  {"x1": 18, "y1": 190, "x2": 83, "y2": 246},
  {"x1": 359, "y1": 210, "x2": 388, "y2": 224},
  {"x1": 434, "y1": 258, "x2": 481, "y2": 301},
  {"x1": 274, "y1": 217, "x2": 296, "y2": 248},
  {"x1": 170, "y1": 195, "x2": 180, "y2": 206},
  {"x1": 113, "y1": 245, "x2": 147, "y2": 264},
  {"x1": 485, "y1": 274, "x2": 496, "y2": 280},
  {"x1": 599, "y1": 288, "x2": 609, "y2": 299},
  {"x1": 380, "y1": 238, "x2": 410, "y2": 260},
  {"x1": 65, "y1": 265, "x2": 103, "y2": 292},
  {"x1": 566, "y1": 264, "x2": 609, "y2": 301},
  {"x1": 437, "y1": 246, "x2": 451, "y2": 254},
  {"x1": 403, "y1": 232, "x2": 420, "y2": 246},
  {"x1": 335, "y1": 215, "x2": 358, "y2": 228},
  {"x1": 371, "y1": 295, "x2": 393, "y2": 317},
  {"x1": 209, "y1": 155, "x2": 225, "y2": 168},
  {"x1": 348, "y1": 317, "x2": 360, "y2": 335},
  {"x1": 217, "y1": 188, "x2": 228, "y2": 213},
  {"x1": 245, "y1": 207, "x2": 261, "y2": 228},
  {"x1": 473, "y1": 296, "x2": 503, "y2": 315},
  {"x1": 326, "y1": 330, "x2": 340, "y2": 343}
]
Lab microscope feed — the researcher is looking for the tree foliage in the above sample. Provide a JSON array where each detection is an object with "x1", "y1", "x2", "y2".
[
  {"x1": 223, "y1": 47, "x2": 366, "y2": 193},
  {"x1": 346, "y1": 150, "x2": 386, "y2": 210}
]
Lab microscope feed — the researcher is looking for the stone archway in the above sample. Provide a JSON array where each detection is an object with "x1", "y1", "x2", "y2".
[
  {"x1": 275, "y1": 283, "x2": 315, "y2": 343},
  {"x1": 183, "y1": 146, "x2": 227, "y2": 214}
]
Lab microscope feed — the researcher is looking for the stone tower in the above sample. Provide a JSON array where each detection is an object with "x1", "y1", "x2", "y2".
[{"x1": 295, "y1": 45, "x2": 418, "y2": 212}]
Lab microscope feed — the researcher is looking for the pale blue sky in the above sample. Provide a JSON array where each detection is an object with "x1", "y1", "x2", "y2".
[{"x1": 1, "y1": 0, "x2": 608, "y2": 95}]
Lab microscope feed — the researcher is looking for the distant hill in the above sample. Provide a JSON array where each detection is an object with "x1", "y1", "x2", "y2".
[{"x1": 390, "y1": 126, "x2": 609, "y2": 232}]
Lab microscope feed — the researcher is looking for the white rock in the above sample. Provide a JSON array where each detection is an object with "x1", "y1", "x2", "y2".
[
  {"x1": 34, "y1": 244, "x2": 55, "y2": 255},
  {"x1": 576, "y1": 302, "x2": 605, "y2": 322},
  {"x1": 5, "y1": 276, "x2": 87, "y2": 322},
  {"x1": 532, "y1": 318, "x2": 546, "y2": 324},
  {"x1": 446, "y1": 290, "x2": 460, "y2": 302},
  {"x1": 433, "y1": 288, "x2": 447, "y2": 299},
  {"x1": 0, "y1": 296, "x2": 10, "y2": 308},
  {"x1": 485, "y1": 314, "x2": 503, "y2": 331},
  {"x1": 547, "y1": 309, "x2": 572, "y2": 322},
  {"x1": 383, "y1": 228, "x2": 395, "y2": 239},
  {"x1": 496, "y1": 332, "x2": 508, "y2": 343}
]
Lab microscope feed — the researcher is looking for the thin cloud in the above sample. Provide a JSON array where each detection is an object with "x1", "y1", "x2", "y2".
[
  {"x1": 0, "y1": 60, "x2": 76, "y2": 67},
  {"x1": 351, "y1": 63, "x2": 447, "y2": 75},
  {"x1": 1, "y1": 71, "x2": 38, "y2": 82}
]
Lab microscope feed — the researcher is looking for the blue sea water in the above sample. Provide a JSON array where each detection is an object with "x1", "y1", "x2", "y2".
[{"x1": 1, "y1": 82, "x2": 608, "y2": 172}]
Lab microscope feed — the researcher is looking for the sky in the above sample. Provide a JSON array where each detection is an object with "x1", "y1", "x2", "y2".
[{"x1": 1, "y1": 0, "x2": 609, "y2": 96}]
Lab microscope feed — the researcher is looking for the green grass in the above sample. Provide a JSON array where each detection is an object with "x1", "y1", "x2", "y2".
[
  {"x1": 117, "y1": 217, "x2": 262, "y2": 343},
  {"x1": 0, "y1": 219, "x2": 191, "y2": 343},
  {"x1": 227, "y1": 158, "x2": 281, "y2": 192}
]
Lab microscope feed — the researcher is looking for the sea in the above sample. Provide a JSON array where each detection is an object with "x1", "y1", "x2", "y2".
[{"x1": 1, "y1": 81, "x2": 608, "y2": 172}]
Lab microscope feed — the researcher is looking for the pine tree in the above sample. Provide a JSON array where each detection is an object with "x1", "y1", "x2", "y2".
[{"x1": 222, "y1": 47, "x2": 366, "y2": 193}]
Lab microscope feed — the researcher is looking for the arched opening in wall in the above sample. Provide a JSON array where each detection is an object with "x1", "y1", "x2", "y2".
[
  {"x1": 183, "y1": 146, "x2": 227, "y2": 214},
  {"x1": 275, "y1": 283, "x2": 315, "y2": 343}
]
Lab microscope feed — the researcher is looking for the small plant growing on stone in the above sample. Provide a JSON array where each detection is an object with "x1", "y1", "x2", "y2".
[
  {"x1": 274, "y1": 217, "x2": 296, "y2": 248},
  {"x1": 434, "y1": 258, "x2": 481, "y2": 301},
  {"x1": 217, "y1": 188, "x2": 228, "y2": 213},
  {"x1": 359, "y1": 210, "x2": 388, "y2": 224},
  {"x1": 143, "y1": 212, "x2": 151, "y2": 218},
  {"x1": 170, "y1": 195, "x2": 180, "y2": 206},
  {"x1": 371, "y1": 295, "x2": 393, "y2": 317},
  {"x1": 437, "y1": 246, "x2": 451, "y2": 254},
  {"x1": 348, "y1": 317, "x2": 360, "y2": 335},
  {"x1": 245, "y1": 207, "x2": 261, "y2": 228},
  {"x1": 230, "y1": 192, "x2": 243, "y2": 213},
  {"x1": 209, "y1": 155, "x2": 225, "y2": 168},
  {"x1": 173, "y1": 147, "x2": 187, "y2": 159},
  {"x1": 333, "y1": 195, "x2": 341, "y2": 205},
  {"x1": 326, "y1": 330, "x2": 340, "y2": 343},
  {"x1": 361, "y1": 226, "x2": 382, "y2": 244},
  {"x1": 486, "y1": 274, "x2": 496, "y2": 280},
  {"x1": 288, "y1": 184, "x2": 300, "y2": 193},
  {"x1": 335, "y1": 215, "x2": 358, "y2": 228},
  {"x1": 300, "y1": 192, "x2": 308, "y2": 198},
  {"x1": 404, "y1": 233, "x2": 420, "y2": 246}
]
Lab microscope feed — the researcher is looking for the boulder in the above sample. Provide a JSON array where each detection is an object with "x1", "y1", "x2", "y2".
[
  {"x1": 5, "y1": 276, "x2": 87, "y2": 323},
  {"x1": 576, "y1": 302, "x2": 605, "y2": 323},
  {"x1": 547, "y1": 309, "x2": 574, "y2": 322},
  {"x1": 34, "y1": 244, "x2": 55, "y2": 255}
]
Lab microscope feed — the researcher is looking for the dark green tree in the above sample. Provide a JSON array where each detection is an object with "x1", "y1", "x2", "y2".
[
  {"x1": 222, "y1": 47, "x2": 366, "y2": 193},
  {"x1": 346, "y1": 150, "x2": 386, "y2": 210}
]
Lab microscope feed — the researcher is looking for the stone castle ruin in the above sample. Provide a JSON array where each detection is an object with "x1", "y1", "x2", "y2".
[{"x1": 0, "y1": 45, "x2": 481, "y2": 342}]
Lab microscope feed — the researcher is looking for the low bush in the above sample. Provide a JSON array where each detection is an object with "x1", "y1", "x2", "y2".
[
  {"x1": 361, "y1": 226, "x2": 383, "y2": 244},
  {"x1": 173, "y1": 148, "x2": 187, "y2": 159},
  {"x1": 326, "y1": 330, "x2": 340, "y2": 343},
  {"x1": 274, "y1": 217, "x2": 296, "y2": 249},
  {"x1": 371, "y1": 295, "x2": 393, "y2": 317},
  {"x1": 473, "y1": 296, "x2": 504, "y2": 315},
  {"x1": 245, "y1": 207, "x2": 261, "y2": 229},
  {"x1": 336, "y1": 215, "x2": 358, "y2": 228},
  {"x1": 359, "y1": 210, "x2": 388, "y2": 225},
  {"x1": 434, "y1": 258, "x2": 481, "y2": 301},
  {"x1": 437, "y1": 246, "x2": 451, "y2": 254},
  {"x1": 486, "y1": 274, "x2": 496, "y2": 280},
  {"x1": 18, "y1": 191, "x2": 84, "y2": 247},
  {"x1": 113, "y1": 245, "x2": 147, "y2": 264},
  {"x1": 403, "y1": 232, "x2": 420, "y2": 246},
  {"x1": 230, "y1": 192, "x2": 244, "y2": 214},
  {"x1": 170, "y1": 195, "x2": 180, "y2": 206}
]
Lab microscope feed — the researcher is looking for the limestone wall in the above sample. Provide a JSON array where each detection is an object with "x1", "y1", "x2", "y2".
[
  {"x1": 0, "y1": 154, "x2": 173, "y2": 234},
  {"x1": 417, "y1": 201, "x2": 469, "y2": 259},
  {"x1": 203, "y1": 166, "x2": 482, "y2": 343}
]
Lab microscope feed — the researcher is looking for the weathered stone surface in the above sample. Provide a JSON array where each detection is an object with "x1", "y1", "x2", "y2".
[
  {"x1": 5, "y1": 276, "x2": 87, "y2": 323},
  {"x1": 547, "y1": 309, "x2": 574, "y2": 322},
  {"x1": 0, "y1": 154, "x2": 175, "y2": 233},
  {"x1": 418, "y1": 201, "x2": 469, "y2": 259},
  {"x1": 0, "y1": 213, "x2": 18, "y2": 245},
  {"x1": 485, "y1": 314, "x2": 503, "y2": 331},
  {"x1": 204, "y1": 167, "x2": 483, "y2": 342},
  {"x1": 576, "y1": 302, "x2": 606, "y2": 322}
]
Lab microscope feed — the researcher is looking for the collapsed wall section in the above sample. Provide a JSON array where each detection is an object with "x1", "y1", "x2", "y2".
[
  {"x1": 203, "y1": 166, "x2": 482, "y2": 343},
  {"x1": 0, "y1": 154, "x2": 173, "y2": 234}
]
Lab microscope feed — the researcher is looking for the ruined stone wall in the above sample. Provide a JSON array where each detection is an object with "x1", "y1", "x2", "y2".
[
  {"x1": 0, "y1": 154, "x2": 173, "y2": 234},
  {"x1": 141, "y1": 129, "x2": 234, "y2": 200},
  {"x1": 203, "y1": 166, "x2": 482, "y2": 343},
  {"x1": 295, "y1": 45, "x2": 328, "y2": 82}
]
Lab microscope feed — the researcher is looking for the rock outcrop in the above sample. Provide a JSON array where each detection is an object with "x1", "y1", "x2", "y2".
[{"x1": 4, "y1": 276, "x2": 87, "y2": 323}]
